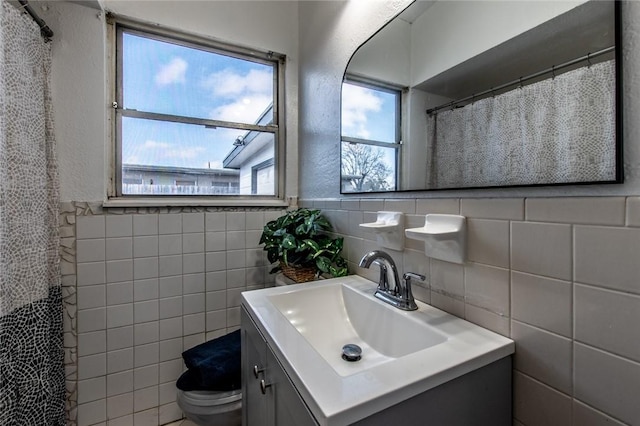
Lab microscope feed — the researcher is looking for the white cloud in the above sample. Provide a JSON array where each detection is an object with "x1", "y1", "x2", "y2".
[
  {"x1": 141, "y1": 139, "x2": 206, "y2": 161},
  {"x1": 155, "y1": 57, "x2": 188, "y2": 86},
  {"x1": 341, "y1": 84, "x2": 383, "y2": 139},
  {"x1": 164, "y1": 146, "x2": 207, "y2": 160},
  {"x1": 209, "y1": 95, "x2": 272, "y2": 123},
  {"x1": 124, "y1": 154, "x2": 140, "y2": 164},
  {"x1": 143, "y1": 140, "x2": 170, "y2": 149},
  {"x1": 201, "y1": 68, "x2": 273, "y2": 124},
  {"x1": 201, "y1": 68, "x2": 272, "y2": 98}
]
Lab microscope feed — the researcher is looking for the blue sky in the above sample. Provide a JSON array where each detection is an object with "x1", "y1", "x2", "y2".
[
  {"x1": 341, "y1": 82, "x2": 397, "y2": 144},
  {"x1": 341, "y1": 82, "x2": 398, "y2": 186},
  {"x1": 121, "y1": 32, "x2": 274, "y2": 169}
]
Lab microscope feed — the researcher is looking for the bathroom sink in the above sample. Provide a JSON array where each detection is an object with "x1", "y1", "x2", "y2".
[
  {"x1": 267, "y1": 282, "x2": 447, "y2": 376},
  {"x1": 242, "y1": 275, "x2": 514, "y2": 426}
]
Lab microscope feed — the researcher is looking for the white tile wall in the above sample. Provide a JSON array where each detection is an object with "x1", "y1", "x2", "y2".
[
  {"x1": 107, "y1": 370, "x2": 133, "y2": 397},
  {"x1": 78, "y1": 331, "x2": 107, "y2": 357},
  {"x1": 78, "y1": 377, "x2": 106, "y2": 404},
  {"x1": 461, "y1": 198, "x2": 524, "y2": 220},
  {"x1": 133, "y1": 215, "x2": 158, "y2": 236},
  {"x1": 72, "y1": 199, "x2": 640, "y2": 425},
  {"x1": 573, "y1": 400, "x2": 626, "y2": 426},
  {"x1": 106, "y1": 215, "x2": 132, "y2": 238},
  {"x1": 574, "y1": 225, "x2": 640, "y2": 293},
  {"x1": 77, "y1": 216, "x2": 105, "y2": 239},
  {"x1": 106, "y1": 281, "x2": 133, "y2": 306},
  {"x1": 77, "y1": 398, "x2": 106, "y2": 426},
  {"x1": 77, "y1": 239, "x2": 106, "y2": 263},
  {"x1": 511, "y1": 221, "x2": 572, "y2": 280},
  {"x1": 464, "y1": 263, "x2": 509, "y2": 315},
  {"x1": 107, "y1": 392, "x2": 133, "y2": 419},
  {"x1": 513, "y1": 371, "x2": 571, "y2": 426},
  {"x1": 106, "y1": 237, "x2": 132, "y2": 260},
  {"x1": 525, "y1": 197, "x2": 625, "y2": 225},
  {"x1": 511, "y1": 321, "x2": 572, "y2": 394},
  {"x1": 74, "y1": 210, "x2": 272, "y2": 425},
  {"x1": 574, "y1": 343, "x2": 640, "y2": 425},
  {"x1": 134, "y1": 236, "x2": 159, "y2": 258},
  {"x1": 77, "y1": 285, "x2": 105, "y2": 310},
  {"x1": 302, "y1": 196, "x2": 640, "y2": 426},
  {"x1": 415, "y1": 198, "x2": 459, "y2": 215},
  {"x1": 574, "y1": 285, "x2": 640, "y2": 363},
  {"x1": 511, "y1": 272, "x2": 571, "y2": 337},
  {"x1": 466, "y1": 219, "x2": 510, "y2": 268},
  {"x1": 205, "y1": 212, "x2": 225, "y2": 232},
  {"x1": 159, "y1": 214, "x2": 182, "y2": 235},
  {"x1": 106, "y1": 260, "x2": 133, "y2": 283}
]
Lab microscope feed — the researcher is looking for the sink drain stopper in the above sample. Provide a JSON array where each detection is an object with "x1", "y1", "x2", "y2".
[{"x1": 342, "y1": 344, "x2": 362, "y2": 362}]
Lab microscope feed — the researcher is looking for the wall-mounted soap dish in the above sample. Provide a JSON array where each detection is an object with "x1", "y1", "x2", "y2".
[
  {"x1": 359, "y1": 211, "x2": 404, "y2": 251},
  {"x1": 405, "y1": 214, "x2": 466, "y2": 264}
]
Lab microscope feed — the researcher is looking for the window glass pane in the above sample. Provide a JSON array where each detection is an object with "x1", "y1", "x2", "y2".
[
  {"x1": 255, "y1": 166, "x2": 274, "y2": 195},
  {"x1": 122, "y1": 32, "x2": 274, "y2": 125},
  {"x1": 121, "y1": 117, "x2": 274, "y2": 195},
  {"x1": 341, "y1": 82, "x2": 397, "y2": 143},
  {"x1": 341, "y1": 142, "x2": 396, "y2": 192}
]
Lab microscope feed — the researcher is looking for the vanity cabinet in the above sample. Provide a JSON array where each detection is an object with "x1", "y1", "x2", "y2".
[
  {"x1": 242, "y1": 300, "x2": 511, "y2": 426},
  {"x1": 242, "y1": 308, "x2": 318, "y2": 426}
]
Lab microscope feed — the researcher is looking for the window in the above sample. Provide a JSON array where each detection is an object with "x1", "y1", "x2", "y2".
[
  {"x1": 251, "y1": 159, "x2": 275, "y2": 195},
  {"x1": 341, "y1": 78, "x2": 401, "y2": 193},
  {"x1": 112, "y1": 20, "x2": 285, "y2": 200}
]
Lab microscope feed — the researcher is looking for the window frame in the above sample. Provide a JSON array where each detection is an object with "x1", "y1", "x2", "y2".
[
  {"x1": 106, "y1": 16, "x2": 287, "y2": 206},
  {"x1": 341, "y1": 75, "x2": 403, "y2": 193}
]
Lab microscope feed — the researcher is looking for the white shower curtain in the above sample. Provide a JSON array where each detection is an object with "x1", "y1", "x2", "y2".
[
  {"x1": 426, "y1": 60, "x2": 616, "y2": 189},
  {"x1": 0, "y1": 2, "x2": 65, "y2": 424}
]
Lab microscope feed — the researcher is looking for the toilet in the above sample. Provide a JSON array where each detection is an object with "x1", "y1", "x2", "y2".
[
  {"x1": 177, "y1": 387, "x2": 242, "y2": 426},
  {"x1": 176, "y1": 329, "x2": 242, "y2": 425}
]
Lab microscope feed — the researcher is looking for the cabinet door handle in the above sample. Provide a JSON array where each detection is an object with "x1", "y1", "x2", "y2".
[
  {"x1": 253, "y1": 365, "x2": 265, "y2": 378},
  {"x1": 260, "y1": 379, "x2": 271, "y2": 394}
]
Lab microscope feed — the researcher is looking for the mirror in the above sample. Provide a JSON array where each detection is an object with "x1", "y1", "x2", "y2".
[{"x1": 341, "y1": 0, "x2": 621, "y2": 193}]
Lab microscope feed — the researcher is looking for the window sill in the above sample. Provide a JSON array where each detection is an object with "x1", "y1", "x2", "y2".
[{"x1": 103, "y1": 197, "x2": 290, "y2": 208}]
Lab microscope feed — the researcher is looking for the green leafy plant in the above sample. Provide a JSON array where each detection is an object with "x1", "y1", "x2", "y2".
[{"x1": 259, "y1": 208, "x2": 348, "y2": 279}]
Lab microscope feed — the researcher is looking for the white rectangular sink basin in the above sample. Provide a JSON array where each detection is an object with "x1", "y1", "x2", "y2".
[
  {"x1": 267, "y1": 282, "x2": 447, "y2": 376},
  {"x1": 242, "y1": 275, "x2": 514, "y2": 426}
]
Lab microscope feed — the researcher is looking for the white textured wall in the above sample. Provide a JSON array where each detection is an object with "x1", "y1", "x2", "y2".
[
  {"x1": 299, "y1": 0, "x2": 640, "y2": 198},
  {"x1": 40, "y1": 1, "x2": 299, "y2": 202},
  {"x1": 41, "y1": 2, "x2": 107, "y2": 203},
  {"x1": 298, "y1": 1, "x2": 413, "y2": 200},
  {"x1": 410, "y1": 1, "x2": 581, "y2": 87},
  {"x1": 346, "y1": 17, "x2": 411, "y2": 86}
]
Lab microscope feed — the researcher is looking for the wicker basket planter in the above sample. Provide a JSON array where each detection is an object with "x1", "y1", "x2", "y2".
[{"x1": 280, "y1": 263, "x2": 318, "y2": 283}]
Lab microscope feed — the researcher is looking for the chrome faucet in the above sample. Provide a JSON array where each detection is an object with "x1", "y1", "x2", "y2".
[
  {"x1": 359, "y1": 250, "x2": 400, "y2": 293},
  {"x1": 358, "y1": 250, "x2": 424, "y2": 311}
]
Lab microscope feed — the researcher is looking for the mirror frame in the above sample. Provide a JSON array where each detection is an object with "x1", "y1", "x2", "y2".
[{"x1": 340, "y1": 0, "x2": 623, "y2": 194}]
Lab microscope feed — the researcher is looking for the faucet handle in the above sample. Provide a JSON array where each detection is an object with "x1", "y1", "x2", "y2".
[
  {"x1": 402, "y1": 272, "x2": 425, "y2": 307},
  {"x1": 403, "y1": 272, "x2": 426, "y2": 282}
]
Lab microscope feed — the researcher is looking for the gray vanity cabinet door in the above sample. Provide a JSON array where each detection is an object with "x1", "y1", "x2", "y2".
[
  {"x1": 266, "y1": 347, "x2": 317, "y2": 426},
  {"x1": 242, "y1": 309, "x2": 271, "y2": 426},
  {"x1": 242, "y1": 307, "x2": 318, "y2": 426}
]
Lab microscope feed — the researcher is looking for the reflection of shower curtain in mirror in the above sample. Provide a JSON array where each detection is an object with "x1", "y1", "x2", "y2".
[
  {"x1": 0, "y1": 2, "x2": 65, "y2": 424},
  {"x1": 426, "y1": 60, "x2": 616, "y2": 189}
]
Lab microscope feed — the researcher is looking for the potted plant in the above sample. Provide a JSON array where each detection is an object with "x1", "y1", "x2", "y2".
[{"x1": 259, "y1": 208, "x2": 348, "y2": 283}]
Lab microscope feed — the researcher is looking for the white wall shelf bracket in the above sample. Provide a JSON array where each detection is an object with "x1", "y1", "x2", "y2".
[
  {"x1": 405, "y1": 214, "x2": 466, "y2": 264},
  {"x1": 359, "y1": 211, "x2": 405, "y2": 251}
]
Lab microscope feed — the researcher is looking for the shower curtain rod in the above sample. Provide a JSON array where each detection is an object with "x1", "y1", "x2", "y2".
[
  {"x1": 426, "y1": 45, "x2": 614, "y2": 116},
  {"x1": 17, "y1": 0, "x2": 53, "y2": 38}
]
